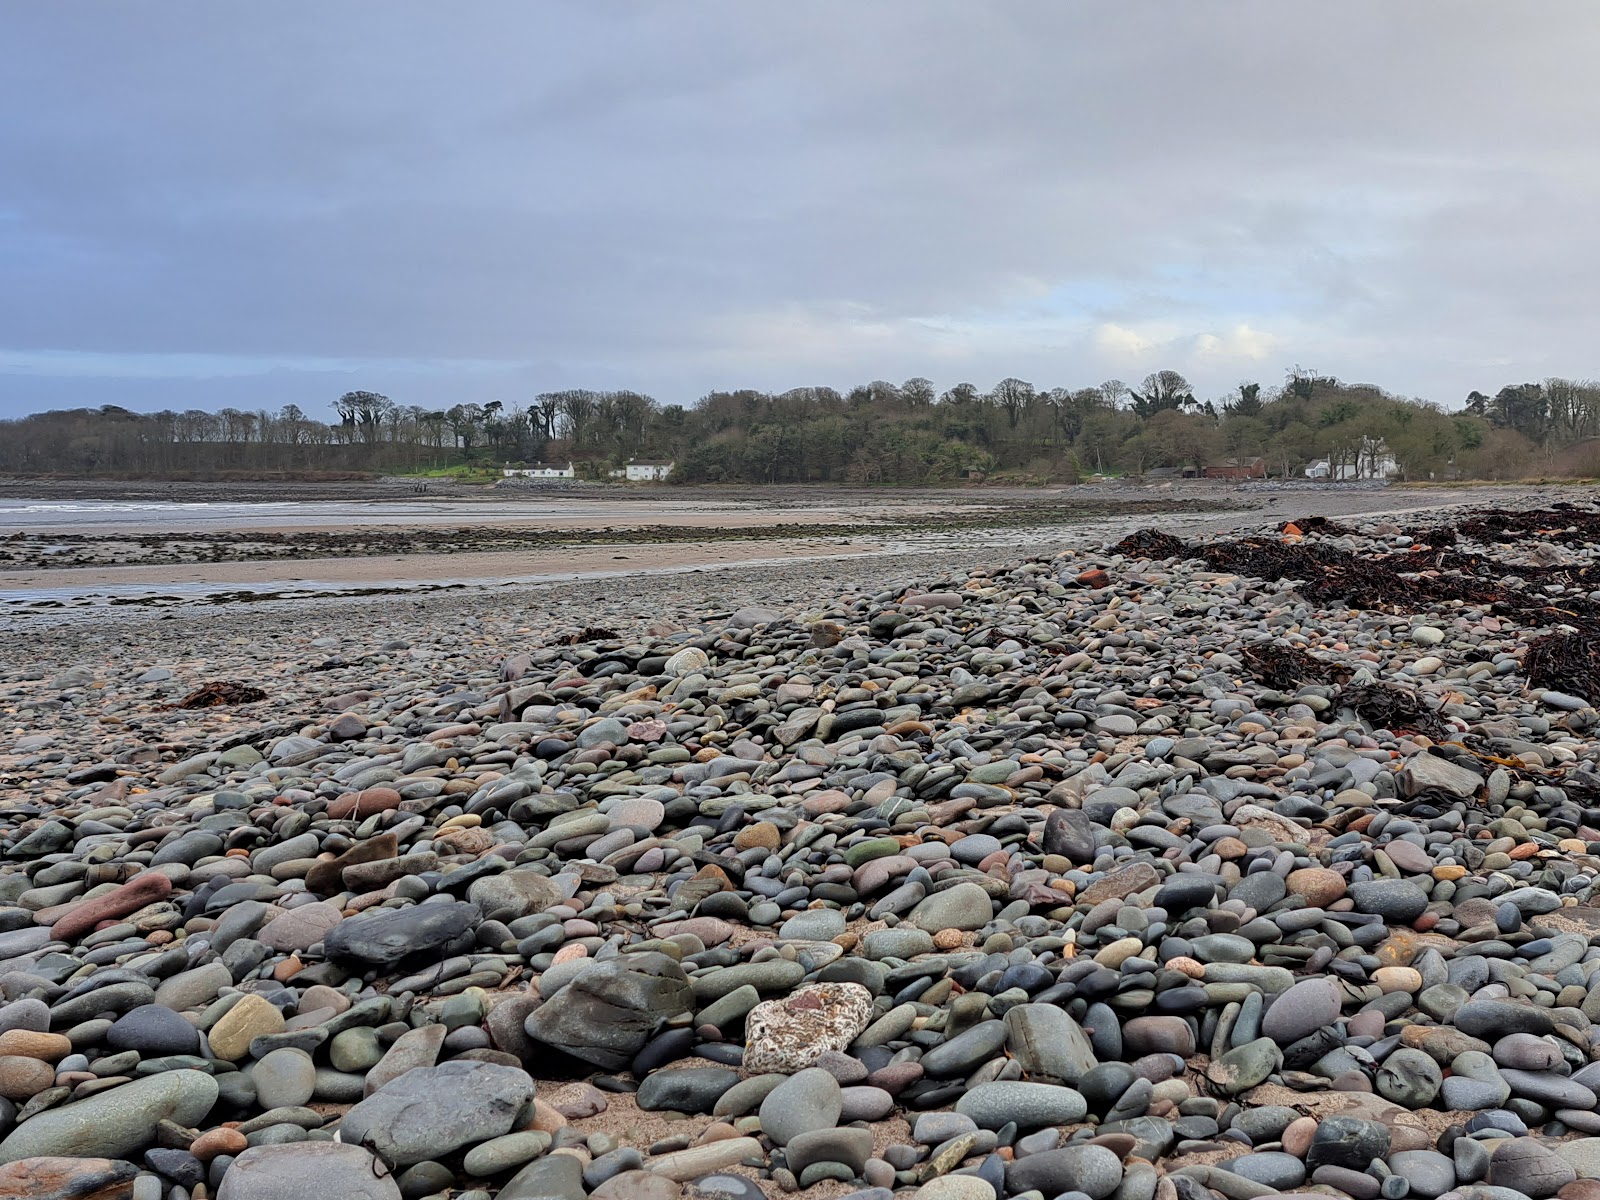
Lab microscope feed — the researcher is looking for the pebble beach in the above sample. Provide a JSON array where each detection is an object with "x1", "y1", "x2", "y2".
[{"x1": 9, "y1": 488, "x2": 1600, "y2": 1200}]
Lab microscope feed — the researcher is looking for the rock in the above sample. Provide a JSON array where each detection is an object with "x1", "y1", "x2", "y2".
[
  {"x1": 257, "y1": 901, "x2": 344, "y2": 952},
  {"x1": 525, "y1": 954, "x2": 693, "y2": 1070},
  {"x1": 1455, "y1": 1000, "x2": 1555, "y2": 1039},
  {"x1": 1225, "y1": 1152, "x2": 1306, "y2": 1190},
  {"x1": 209, "y1": 994, "x2": 285, "y2": 1061},
  {"x1": 646, "y1": 1138, "x2": 763, "y2": 1181},
  {"x1": 1153, "y1": 873, "x2": 1221, "y2": 915},
  {"x1": 758, "y1": 1068, "x2": 841, "y2": 1147},
  {"x1": 251, "y1": 1048, "x2": 317, "y2": 1110},
  {"x1": 1349, "y1": 879, "x2": 1430, "y2": 922},
  {"x1": 915, "y1": 1178, "x2": 996, "y2": 1200},
  {"x1": 785, "y1": 1127, "x2": 874, "y2": 1175},
  {"x1": 908, "y1": 883, "x2": 993, "y2": 932},
  {"x1": 1554, "y1": 1139, "x2": 1600, "y2": 1179},
  {"x1": 0, "y1": 1057, "x2": 53, "y2": 1101},
  {"x1": 1398, "y1": 754, "x2": 1483, "y2": 799},
  {"x1": 468, "y1": 870, "x2": 563, "y2": 923},
  {"x1": 106, "y1": 1005, "x2": 200, "y2": 1058},
  {"x1": 1207, "y1": 1037, "x2": 1280, "y2": 1095},
  {"x1": 0, "y1": 1070, "x2": 218, "y2": 1163},
  {"x1": 1376, "y1": 1047, "x2": 1443, "y2": 1108},
  {"x1": 1121, "y1": 1016, "x2": 1195, "y2": 1058},
  {"x1": 363, "y1": 1024, "x2": 446, "y2": 1096},
  {"x1": 1081, "y1": 862, "x2": 1160, "y2": 905},
  {"x1": 323, "y1": 902, "x2": 481, "y2": 970},
  {"x1": 1043, "y1": 809, "x2": 1096, "y2": 862},
  {"x1": 1286, "y1": 867, "x2": 1346, "y2": 905},
  {"x1": 1005, "y1": 1145, "x2": 1123, "y2": 1200},
  {"x1": 305, "y1": 834, "x2": 397, "y2": 896},
  {"x1": 664, "y1": 647, "x2": 711, "y2": 676},
  {"x1": 325, "y1": 787, "x2": 403, "y2": 821},
  {"x1": 1261, "y1": 977, "x2": 1341, "y2": 1043},
  {"x1": 636, "y1": 1068, "x2": 740, "y2": 1113},
  {"x1": 216, "y1": 1142, "x2": 402, "y2": 1200},
  {"x1": 1305, "y1": 1116, "x2": 1390, "y2": 1172},
  {"x1": 462, "y1": 1130, "x2": 551, "y2": 1176},
  {"x1": 1003, "y1": 1003, "x2": 1098, "y2": 1085},
  {"x1": 47, "y1": 872, "x2": 173, "y2": 942},
  {"x1": 1489, "y1": 1138, "x2": 1576, "y2": 1198},
  {"x1": 921, "y1": 1020, "x2": 1009, "y2": 1078},
  {"x1": 742, "y1": 983, "x2": 874, "y2": 1074},
  {"x1": 338, "y1": 1060, "x2": 534, "y2": 1165},
  {"x1": 0, "y1": 1156, "x2": 142, "y2": 1200},
  {"x1": 500, "y1": 1152, "x2": 586, "y2": 1200},
  {"x1": 955, "y1": 1082, "x2": 1087, "y2": 1130},
  {"x1": 1390, "y1": 1150, "x2": 1457, "y2": 1199}
]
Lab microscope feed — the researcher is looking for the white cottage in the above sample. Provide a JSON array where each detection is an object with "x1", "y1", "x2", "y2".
[
  {"x1": 502, "y1": 462, "x2": 575, "y2": 479},
  {"x1": 611, "y1": 459, "x2": 674, "y2": 482}
]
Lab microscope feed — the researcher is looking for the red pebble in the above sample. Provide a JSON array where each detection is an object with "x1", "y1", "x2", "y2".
[{"x1": 50, "y1": 871, "x2": 173, "y2": 942}]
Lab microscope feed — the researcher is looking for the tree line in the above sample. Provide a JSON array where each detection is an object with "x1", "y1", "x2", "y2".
[{"x1": 2, "y1": 371, "x2": 1598, "y2": 482}]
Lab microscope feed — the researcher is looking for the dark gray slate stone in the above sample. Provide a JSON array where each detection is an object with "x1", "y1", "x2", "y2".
[
  {"x1": 524, "y1": 953, "x2": 693, "y2": 1070},
  {"x1": 1003, "y1": 1004, "x2": 1098, "y2": 1085},
  {"x1": 107, "y1": 1004, "x2": 201, "y2": 1057},
  {"x1": 636, "y1": 1068, "x2": 741, "y2": 1113},
  {"x1": 1305, "y1": 1116, "x2": 1390, "y2": 1172},
  {"x1": 322, "y1": 902, "x2": 481, "y2": 970},
  {"x1": 1454, "y1": 1000, "x2": 1555, "y2": 1039},
  {"x1": 1348, "y1": 879, "x2": 1428, "y2": 922}
]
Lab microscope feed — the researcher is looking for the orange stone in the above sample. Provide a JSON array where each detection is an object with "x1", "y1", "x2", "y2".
[
  {"x1": 1285, "y1": 867, "x2": 1346, "y2": 906},
  {"x1": 0, "y1": 1030, "x2": 72, "y2": 1061},
  {"x1": 527, "y1": 1098, "x2": 568, "y2": 1133},
  {"x1": 191, "y1": 1126, "x2": 249, "y2": 1160},
  {"x1": 325, "y1": 786, "x2": 403, "y2": 820}
]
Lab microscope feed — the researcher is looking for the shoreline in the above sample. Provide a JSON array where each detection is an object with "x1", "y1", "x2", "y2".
[{"x1": 0, "y1": 483, "x2": 1541, "y2": 661}]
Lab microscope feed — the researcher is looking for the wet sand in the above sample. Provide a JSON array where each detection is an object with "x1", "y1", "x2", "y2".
[{"x1": 0, "y1": 535, "x2": 882, "y2": 591}]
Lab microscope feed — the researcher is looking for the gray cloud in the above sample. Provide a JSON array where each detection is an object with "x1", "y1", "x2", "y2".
[{"x1": 1, "y1": 1, "x2": 1596, "y2": 418}]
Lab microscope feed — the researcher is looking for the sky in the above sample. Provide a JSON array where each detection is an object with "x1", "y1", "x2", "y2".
[{"x1": 2, "y1": 3, "x2": 1597, "y2": 420}]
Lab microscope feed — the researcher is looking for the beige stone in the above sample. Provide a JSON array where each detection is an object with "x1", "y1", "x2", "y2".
[{"x1": 208, "y1": 994, "x2": 285, "y2": 1061}]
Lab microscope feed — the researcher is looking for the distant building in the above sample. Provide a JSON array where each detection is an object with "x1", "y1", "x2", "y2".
[
  {"x1": 1144, "y1": 465, "x2": 1199, "y2": 480},
  {"x1": 610, "y1": 459, "x2": 674, "y2": 482},
  {"x1": 502, "y1": 462, "x2": 574, "y2": 479},
  {"x1": 1305, "y1": 438, "x2": 1396, "y2": 480},
  {"x1": 1204, "y1": 456, "x2": 1266, "y2": 481}
]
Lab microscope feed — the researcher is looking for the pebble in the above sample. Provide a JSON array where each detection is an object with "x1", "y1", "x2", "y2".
[
  {"x1": 758, "y1": 1067, "x2": 841, "y2": 1147},
  {"x1": 338, "y1": 1060, "x2": 534, "y2": 1165}
]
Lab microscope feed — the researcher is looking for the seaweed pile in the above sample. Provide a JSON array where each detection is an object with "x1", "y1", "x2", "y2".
[{"x1": 1115, "y1": 506, "x2": 1600, "y2": 657}]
